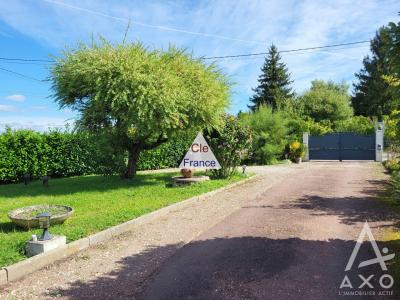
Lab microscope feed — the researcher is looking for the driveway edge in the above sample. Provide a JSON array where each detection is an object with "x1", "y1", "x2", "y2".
[{"x1": 1, "y1": 174, "x2": 259, "y2": 286}]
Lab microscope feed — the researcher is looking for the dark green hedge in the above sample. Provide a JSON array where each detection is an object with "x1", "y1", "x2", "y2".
[
  {"x1": 137, "y1": 131, "x2": 195, "y2": 170},
  {"x1": 0, "y1": 128, "x2": 195, "y2": 183},
  {"x1": 0, "y1": 129, "x2": 97, "y2": 183}
]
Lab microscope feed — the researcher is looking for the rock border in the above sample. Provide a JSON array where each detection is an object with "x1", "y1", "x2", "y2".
[{"x1": 0, "y1": 174, "x2": 258, "y2": 286}]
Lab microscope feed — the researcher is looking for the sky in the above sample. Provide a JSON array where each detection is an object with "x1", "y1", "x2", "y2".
[{"x1": 0, "y1": 0, "x2": 399, "y2": 131}]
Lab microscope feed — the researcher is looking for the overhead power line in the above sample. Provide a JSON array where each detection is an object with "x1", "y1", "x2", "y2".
[
  {"x1": 202, "y1": 40, "x2": 370, "y2": 60},
  {"x1": 0, "y1": 40, "x2": 370, "y2": 65},
  {"x1": 217, "y1": 44, "x2": 369, "y2": 61},
  {"x1": 0, "y1": 57, "x2": 53, "y2": 63},
  {"x1": 0, "y1": 40, "x2": 370, "y2": 82},
  {"x1": 0, "y1": 61, "x2": 52, "y2": 67},
  {"x1": 0, "y1": 67, "x2": 44, "y2": 82}
]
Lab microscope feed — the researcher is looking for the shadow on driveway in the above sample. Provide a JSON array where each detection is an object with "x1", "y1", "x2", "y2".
[{"x1": 48, "y1": 236, "x2": 399, "y2": 299}]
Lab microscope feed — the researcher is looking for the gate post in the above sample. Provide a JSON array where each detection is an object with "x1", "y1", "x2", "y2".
[
  {"x1": 375, "y1": 122, "x2": 384, "y2": 162},
  {"x1": 303, "y1": 132, "x2": 309, "y2": 161}
]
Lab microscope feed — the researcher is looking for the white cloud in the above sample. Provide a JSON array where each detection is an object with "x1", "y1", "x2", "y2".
[
  {"x1": 5, "y1": 94, "x2": 26, "y2": 102},
  {"x1": 0, "y1": 0, "x2": 398, "y2": 114},
  {"x1": 0, "y1": 104, "x2": 16, "y2": 112}
]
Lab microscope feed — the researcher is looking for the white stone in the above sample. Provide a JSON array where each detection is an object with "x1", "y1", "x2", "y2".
[{"x1": 25, "y1": 235, "x2": 66, "y2": 257}]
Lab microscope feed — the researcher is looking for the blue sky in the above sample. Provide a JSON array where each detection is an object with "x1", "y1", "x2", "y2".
[{"x1": 0, "y1": 0, "x2": 399, "y2": 131}]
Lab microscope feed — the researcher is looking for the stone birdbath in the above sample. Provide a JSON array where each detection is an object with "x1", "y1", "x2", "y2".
[{"x1": 8, "y1": 205, "x2": 73, "y2": 229}]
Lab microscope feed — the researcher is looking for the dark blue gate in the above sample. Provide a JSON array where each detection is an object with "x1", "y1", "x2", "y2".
[{"x1": 309, "y1": 132, "x2": 375, "y2": 160}]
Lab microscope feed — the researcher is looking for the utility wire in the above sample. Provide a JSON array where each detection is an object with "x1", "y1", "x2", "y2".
[
  {"x1": 0, "y1": 61, "x2": 52, "y2": 66},
  {"x1": 219, "y1": 44, "x2": 369, "y2": 61},
  {"x1": 0, "y1": 57, "x2": 53, "y2": 63},
  {"x1": 0, "y1": 40, "x2": 370, "y2": 82},
  {"x1": 0, "y1": 67, "x2": 44, "y2": 82},
  {"x1": 0, "y1": 40, "x2": 370, "y2": 64},
  {"x1": 202, "y1": 40, "x2": 370, "y2": 60}
]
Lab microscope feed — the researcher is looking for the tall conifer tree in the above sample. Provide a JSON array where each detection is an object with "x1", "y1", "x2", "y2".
[
  {"x1": 249, "y1": 45, "x2": 293, "y2": 111},
  {"x1": 352, "y1": 27, "x2": 398, "y2": 116}
]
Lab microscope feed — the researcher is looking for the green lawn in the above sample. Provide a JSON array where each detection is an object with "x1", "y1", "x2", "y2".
[
  {"x1": 0, "y1": 172, "x2": 248, "y2": 268},
  {"x1": 379, "y1": 178, "x2": 400, "y2": 292}
]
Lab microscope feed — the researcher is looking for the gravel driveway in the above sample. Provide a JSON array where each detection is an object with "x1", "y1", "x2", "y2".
[{"x1": 1, "y1": 162, "x2": 398, "y2": 299}]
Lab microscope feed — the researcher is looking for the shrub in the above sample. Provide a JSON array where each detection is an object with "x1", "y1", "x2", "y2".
[
  {"x1": 137, "y1": 131, "x2": 196, "y2": 170},
  {"x1": 334, "y1": 116, "x2": 375, "y2": 134},
  {"x1": 0, "y1": 128, "x2": 97, "y2": 183},
  {"x1": 0, "y1": 128, "x2": 196, "y2": 183},
  {"x1": 90, "y1": 131, "x2": 127, "y2": 176},
  {"x1": 285, "y1": 118, "x2": 308, "y2": 141},
  {"x1": 391, "y1": 171, "x2": 400, "y2": 201},
  {"x1": 240, "y1": 106, "x2": 287, "y2": 164},
  {"x1": 385, "y1": 110, "x2": 400, "y2": 153},
  {"x1": 205, "y1": 115, "x2": 252, "y2": 178},
  {"x1": 308, "y1": 120, "x2": 333, "y2": 136},
  {"x1": 383, "y1": 159, "x2": 400, "y2": 173},
  {"x1": 288, "y1": 141, "x2": 306, "y2": 162},
  {"x1": 286, "y1": 117, "x2": 333, "y2": 138},
  {"x1": 297, "y1": 80, "x2": 353, "y2": 123}
]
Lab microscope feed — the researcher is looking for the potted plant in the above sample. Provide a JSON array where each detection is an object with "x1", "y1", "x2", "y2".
[
  {"x1": 180, "y1": 169, "x2": 194, "y2": 178},
  {"x1": 289, "y1": 141, "x2": 306, "y2": 163}
]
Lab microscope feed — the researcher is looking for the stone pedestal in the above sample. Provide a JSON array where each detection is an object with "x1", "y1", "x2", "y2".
[
  {"x1": 172, "y1": 175, "x2": 210, "y2": 186},
  {"x1": 26, "y1": 235, "x2": 66, "y2": 257}
]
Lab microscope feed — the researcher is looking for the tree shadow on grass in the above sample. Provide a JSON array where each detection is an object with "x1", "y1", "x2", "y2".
[
  {"x1": 361, "y1": 179, "x2": 392, "y2": 197},
  {"x1": 44, "y1": 236, "x2": 399, "y2": 300},
  {"x1": 0, "y1": 173, "x2": 178, "y2": 198},
  {"x1": 0, "y1": 221, "x2": 29, "y2": 234}
]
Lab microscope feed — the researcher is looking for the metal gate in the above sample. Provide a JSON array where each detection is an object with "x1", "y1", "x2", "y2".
[{"x1": 309, "y1": 132, "x2": 375, "y2": 160}]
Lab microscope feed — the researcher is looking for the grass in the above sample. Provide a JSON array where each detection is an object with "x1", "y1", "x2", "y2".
[
  {"x1": 379, "y1": 169, "x2": 400, "y2": 289},
  {"x1": 383, "y1": 230, "x2": 400, "y2": 288},
  {"x1": 0, "y1": 171, "x2": 249, "y2": 268}
]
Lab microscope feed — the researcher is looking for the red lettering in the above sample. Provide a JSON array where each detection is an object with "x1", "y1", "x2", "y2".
[
  {"x1": 191, "y1": 143, "x2": 200, "y2": 152},
  {"x1": 191, "y1": 143, "x2": 209, "y2": 152}
]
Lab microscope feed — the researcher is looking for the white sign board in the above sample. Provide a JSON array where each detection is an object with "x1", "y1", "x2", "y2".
[{"x1": 179, "y1": 133, "x2": 221, "y2": 169}]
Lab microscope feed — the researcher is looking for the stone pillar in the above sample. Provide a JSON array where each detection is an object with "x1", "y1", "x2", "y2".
[
  {"x1": 375, "y1": 122, "x2": 384, "y2": 162},
  {"x1": 303, "y1": 132, "x2": 309, "y2": 161}
]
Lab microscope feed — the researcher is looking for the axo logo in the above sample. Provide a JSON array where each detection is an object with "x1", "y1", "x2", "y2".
[{"x1": 339, "y1": 221, "x2": 395, "y2": 296}]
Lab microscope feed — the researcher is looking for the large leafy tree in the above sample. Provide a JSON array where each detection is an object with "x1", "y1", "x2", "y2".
[
  {"x1": 205, "y1": 114, "x2": 252, "y2": 179},
  {"x1": 51, "y1": 41, "x2": 229, "y2": 178},
  {"x1": 383, "y1": 20, "x2": 400, "y2": 147},
  {"x1": 248, "y1": 45, "x2": 293, "y2": 111},
  {"x1": 298, "y1": 80, "x2": 353, "y2": 123},
  {"x1": 352, "y1": 26, "x2": 398, "y2": 116},
  {"x1": 385, "y1": 110, "x2": 400, "y2": 148},
  {"x1": 240, "y1": 106, "x2": 288, "y2": 164},
  {"x1": 383, "y1": 20, "x2": 400, "y2": 99}
]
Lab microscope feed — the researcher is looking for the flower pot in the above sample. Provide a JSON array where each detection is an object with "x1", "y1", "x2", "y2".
[
  {"x1": 181, "y1": 169, "x2": 194, "y2": 178},
  {"x1": 295, "y1": 157, "x2": 302, "y2": 164}
]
